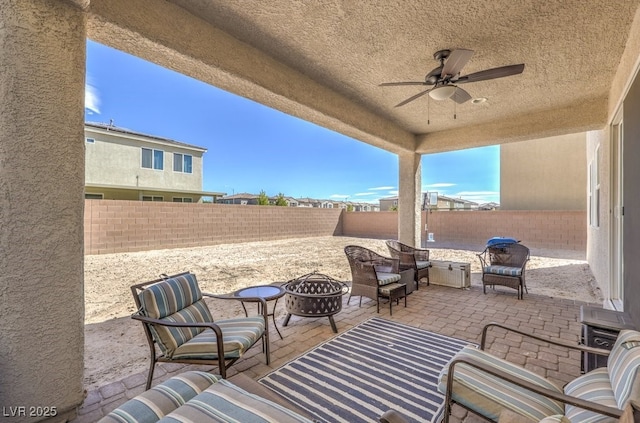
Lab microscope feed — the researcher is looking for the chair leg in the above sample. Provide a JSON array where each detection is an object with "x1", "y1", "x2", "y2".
[
  {"x1": 145, "y1": 360, "x2": 156, "y2": 390},
  {"x1": 347, "y1": 294, "x2": 352, "y2": 305}
]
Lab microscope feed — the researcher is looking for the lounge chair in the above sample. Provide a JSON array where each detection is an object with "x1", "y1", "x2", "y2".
[
  {"x1": 438, "y1": 323, "x2": 640, "y2": 422},
  {"x1": 386, "y1": 239, "x2": 431, "y2": 290},
  {"x1": 131, "y1": 272, "x2": 269, "y2": 389},
  {"x1": 344, "y1": 245, "x2": 410, "y2": 315}
]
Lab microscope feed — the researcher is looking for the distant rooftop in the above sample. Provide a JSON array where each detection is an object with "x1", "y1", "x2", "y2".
[{"x1": 85, "y1": 121, "x2": 207, "y2": 152}]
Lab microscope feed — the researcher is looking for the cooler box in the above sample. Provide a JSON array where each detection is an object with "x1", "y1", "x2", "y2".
[{"x1": 430, "y1": 260, "x2": 471, "y2": 288}]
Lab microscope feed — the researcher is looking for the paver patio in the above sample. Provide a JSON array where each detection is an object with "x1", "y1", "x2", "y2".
[{"x1": 73, "y1": 283, "x2": 595, "y2": 423}]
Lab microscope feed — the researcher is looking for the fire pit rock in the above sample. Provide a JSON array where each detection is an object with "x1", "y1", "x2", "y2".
[{"x1": 282, "y1": 272, "x2": 348, "y2": 333}]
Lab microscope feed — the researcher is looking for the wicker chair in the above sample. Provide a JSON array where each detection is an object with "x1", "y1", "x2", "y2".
[
  {"x1": 344, "y1": 245, "x2": 407, "y2": 315},
  {"x1": 386, "y1": 240, "x2": 431, "y2": 290},
  {"x1": 477, "y1": 242, "x2": 530, "y2": 299},
  {"x1": 131, "y1": 272, "x2": 270, "y2": 389}
]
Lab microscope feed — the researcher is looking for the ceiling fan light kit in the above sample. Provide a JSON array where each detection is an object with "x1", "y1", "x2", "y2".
[{"x1": 429, "y1": 85, "x2": 457, "y2": 100}]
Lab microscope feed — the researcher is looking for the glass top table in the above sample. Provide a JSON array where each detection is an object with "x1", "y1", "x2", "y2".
[{"x1": 233, "y1": 285, "x2": 285, "y2": 339}]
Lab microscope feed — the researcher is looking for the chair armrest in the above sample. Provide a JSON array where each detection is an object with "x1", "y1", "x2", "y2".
[
  {"x1": 477, "y1": 251, "x2": 488, "y2": 268},
  {"x1": 480, "y1": 322, "x2": 611, "y2": 357},
  {"x1": 372, "y1": 257, "x2": 400, "y2": 273},
  {"x1": 132, "y1": 313, "x2": 224, "y2": 339},
  {"x1": 412, "y1": 248, "x2": 429, "y2": 261},
  {"x1": 379, "y1": 409, "x2": 410, "y2": 423},
  {"x1": 446, "y1": 356, "x2": 623, "y2": 419}
]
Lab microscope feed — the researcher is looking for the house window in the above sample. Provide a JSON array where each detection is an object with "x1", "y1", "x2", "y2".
[
  {"x1": 173, "y1": 153, "x2": 193, "y2": 173},
  {"x1": 589, "y1": 146, "x2": 600, "y2": 228},
  {"x1": 85, "y1": 137, "x2": 95, "y2": 143},
  {"x1": 142, "y1": 195, "x2": 163, "y2": 201},
  {"x1": 85, "y1": 193, "x2": 103, "y2": 199},
  {"x1": 142, "y1": 148, "x2": 164, "y2": 170},
  {"x1": 172, "y1": 197, "x2": 193, "y2": 203}
]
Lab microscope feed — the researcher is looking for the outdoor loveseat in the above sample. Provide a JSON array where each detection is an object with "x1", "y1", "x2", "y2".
[{"x1": 98, "y1": 371, "x2": 314, "y2": 423}]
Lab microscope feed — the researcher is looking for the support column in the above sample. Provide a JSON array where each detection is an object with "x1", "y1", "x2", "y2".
[
  {"x1": 0, "y1": 0, "x2": 86, "y2": 420},
  {"x1": 397, "y1": 151, "x2": 422, "y2": 246}
]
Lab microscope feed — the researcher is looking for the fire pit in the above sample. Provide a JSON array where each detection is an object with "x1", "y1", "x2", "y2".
[{"x1": 281, "y1": 272, "x2": 348, "y2": 333}]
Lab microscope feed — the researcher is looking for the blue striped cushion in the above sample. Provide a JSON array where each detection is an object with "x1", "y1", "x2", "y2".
[
  {"x1": 607, "y1": 330, "x2": 640, "y2": 409},
  {"x1": 538, "y1": 416, "x2": 570, "y2": 423},
  {"x1": 139, "y1": 274, "x2": 215, "y2": 357},
  {"x1": 416, "y1": 260, "x2": 431, "y2": 269},
  {"x1": 564, "y1": 367, "x2": 617, "y2": 422},
  {"x1": 171, "y1": 317, "x2": 265, "y2": 360},
  {"x1": 376, "y1": 272, "x2": 401, "y2": 286},
  {"x1": 99, "y1": 371, "x2": 220, "y2": 423},
  {"x1": 157, "y1": 378, "x2": 314, "y2": 423},
  {"x1": 438, "y1": 345, "x2": 564, "y2": 422},
  {"x1": 484, "y1": 265, "x2": 522, "y2": 277}
]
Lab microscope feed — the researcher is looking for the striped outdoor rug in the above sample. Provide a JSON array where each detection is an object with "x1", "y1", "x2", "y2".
[{"x1": 259, "y1": 317, "x2": 470, "y2": 423}]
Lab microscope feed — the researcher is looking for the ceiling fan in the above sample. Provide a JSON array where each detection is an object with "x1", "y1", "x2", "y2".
[{"x1": 380, "y1": 49, "x2": 525, "y2": 107}]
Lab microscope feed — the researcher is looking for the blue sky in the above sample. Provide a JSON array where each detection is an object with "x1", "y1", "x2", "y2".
[{"x1": 85, "y1": 40, "x2": 499, "y2": 204}]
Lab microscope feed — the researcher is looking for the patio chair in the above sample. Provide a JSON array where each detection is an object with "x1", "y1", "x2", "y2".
[
  {"x1": 131, "y1": 272, "x2": 270, "y2": 389},
  {"x1": 438, "y1": 322, "x2": 640, "y2": 423},
  {"x1": 344, "y1": 245, "x2": 407, "y2": 315},
  {"x1": 477, "y1": 242, "x2": 530, "y2": 299},
  {"x1": 386, "y1": 239, "x2": 431, "y2": 289}
]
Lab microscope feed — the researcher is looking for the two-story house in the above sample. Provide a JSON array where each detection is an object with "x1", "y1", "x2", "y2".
[{"x1": 84, "y1": 122, "x2": 224, "y2": 202}]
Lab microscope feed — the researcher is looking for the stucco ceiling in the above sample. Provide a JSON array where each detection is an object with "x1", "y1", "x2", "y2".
[{"x1": 88, "y1": 0, "x2": 640, "y2": 154}]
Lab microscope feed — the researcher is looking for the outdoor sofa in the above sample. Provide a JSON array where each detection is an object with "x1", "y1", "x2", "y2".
[{"x1": 98, "y1": 370, "x2": 314, "y2": 423}]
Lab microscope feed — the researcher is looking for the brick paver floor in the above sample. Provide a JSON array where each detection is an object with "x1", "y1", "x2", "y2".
[{"x1": 73, "y1": 283, "x2": 597, "y2": 422}]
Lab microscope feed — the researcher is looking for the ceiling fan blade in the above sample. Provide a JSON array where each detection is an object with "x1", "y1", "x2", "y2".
[
  {"x1": 441, "y1": 49, "x2": 474, "y2": 77},
  {"x1": 379, "y1": 82, "x2": 428, "y2": 86},
  {"x1": 395, "y1": 89, "x2": 431, "y2": 107},
  {"x1": 452, "y1": 87, "x2": 472, "y2": 104},
  {"x1": 456, "y1": 63, "x2": 525, "y2": 84}
]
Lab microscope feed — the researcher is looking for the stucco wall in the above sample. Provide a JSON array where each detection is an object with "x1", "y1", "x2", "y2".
[
  {"x1": 85, "y1": 129, "x2": 204, "y2": 191},
  {"x1": 84, "y1": 200, "x2": 343, "y2": 254},
  {"x1": 0, "y1": 0, "x2": 85, "y2": 419},
  {"x1": 501, "y1": 133, "x2": 587, "y2": 211}
]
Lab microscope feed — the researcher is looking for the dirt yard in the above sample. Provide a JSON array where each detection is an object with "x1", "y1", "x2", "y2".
[{"x1": 84, "y1": 236, "x2": 601, "y2": 391}]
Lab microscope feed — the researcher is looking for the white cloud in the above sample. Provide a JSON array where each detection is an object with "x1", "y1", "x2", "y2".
[
  {"x1": 368, "y1": 186, "x2": 395, "y2": 191},
  {"x1": 354, "y1": 192, "x2": 375, "y2": 196},
  {"x1": 85, "y1": 79, "x2": 101, "y2": 115},
  {"x1": 425, "y1": 183, "x2": 456, "y2": 188},
  {"x1": 388, "y1": 190, "x2": 398, "y2": 195},
  {"x1": 330, "y1": 194, "x2": 350, "y2": 199}
]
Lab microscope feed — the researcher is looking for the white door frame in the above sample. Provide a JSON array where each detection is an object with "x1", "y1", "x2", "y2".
[{"x1": 609, "y1": 107, "x2": 624, "y2": 311}]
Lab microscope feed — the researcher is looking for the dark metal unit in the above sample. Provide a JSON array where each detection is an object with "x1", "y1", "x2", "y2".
[{"x1": 580, "y1": 305, "x2": 636, "y2": 372}]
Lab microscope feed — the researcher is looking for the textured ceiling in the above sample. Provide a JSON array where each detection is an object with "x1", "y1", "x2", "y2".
[{"x1": 89, "y1": 0, "x2": 640, "y2": 153}]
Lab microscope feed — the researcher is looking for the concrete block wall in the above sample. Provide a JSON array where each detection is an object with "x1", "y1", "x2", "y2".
[
  {"x1": 84, "y1": 200, "x2": 343, "y2": 254},
  {"x1": 424, "y1": 210, "x2": 586, "y2": 251},
  {"x1": 85, "y1": 201, "x2": 586, "y2": 255},
  {"x1": 341, "y1": 210, "x2": 586, "y2": 252}
]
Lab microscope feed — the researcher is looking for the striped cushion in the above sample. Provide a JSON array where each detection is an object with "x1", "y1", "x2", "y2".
[
  {"x1": 139, "y1": 274, "x2": 215, "y2": 357},
  {"x1": 484, "y1": 265, "x2": 522, "y2": 277},
  {"x1": 378, "y1": 282, "x2": 405, "y2": 296},
  {"x1": 607, "y1": 330, "x2": 640, "y2": 409},
  {"x1": 438, "y1": 345, "x2": 564, "y2": 422},
  {"x1": 171, "y1": 317, "x2": 265, "y2": 360},
  {"x1": 376, "y1": 272, "x2": 401, "y2": 286},
  {"x1": 99, "y1": 371, "x2": 220, "y2": 423},
  {"x1": 157, "y1": 378, "x2": 314, "y2": 423},
  {"x1": 564, "y1": 367, "x2": 617, "y2": 422},
  {"x1": 416, "y1": 260, "x2": 431, "y2": 269},
  {"x1": 538, "y1": 416, "x2": 570, "y2": 423}
]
